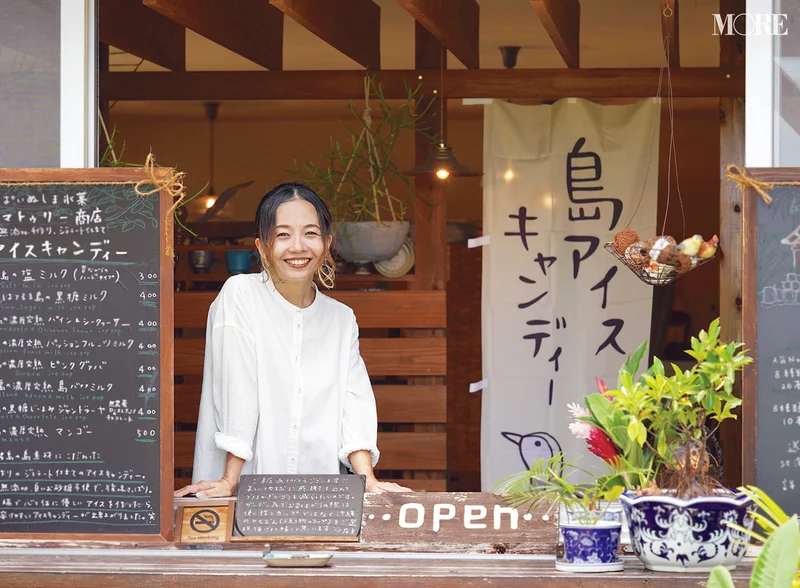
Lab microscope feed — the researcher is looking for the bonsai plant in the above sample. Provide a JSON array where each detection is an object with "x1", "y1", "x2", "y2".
[
  {"x1": 289, "y1": 76, "x2": 434, "y2": 266},
  {"x1": 566, "y1": 318, "x2": 755, "y2": 572}
]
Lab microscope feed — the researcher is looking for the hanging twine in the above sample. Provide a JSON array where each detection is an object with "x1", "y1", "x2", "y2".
[
  {"x1": 724, "y1": 164, "x2": 787, "y2": 204},
  {"x1": 135, "y1": 153, "x2": 186, "y2": 258}
]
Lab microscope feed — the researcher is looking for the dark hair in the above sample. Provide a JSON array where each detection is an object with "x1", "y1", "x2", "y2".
[{"x1": 254, "y1": 182, "x2": 335, "y2": 286}]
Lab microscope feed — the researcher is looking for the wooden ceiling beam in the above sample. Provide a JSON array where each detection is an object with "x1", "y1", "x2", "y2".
[
  {"x1": 143, "y1": 0, "x2": 284, "y2": 71},
  {"x1": 99, "y1": 0, "x2": 185, "y2": 71},
  {"x1": 529, "y1": 0, "x2": 580, "y2": 69},
  {"x1": 660, "y1": 0, "x2": 680, "y2": 67},
  {"x1": 102, "y1": 67, "x2": 744, "y2": 101},
  {"x1": 397, "y1": 0, "x2": 479, "y2": 69},
  {"x1": 269, "y1": 0, "x2": 380, "y2": 70}
]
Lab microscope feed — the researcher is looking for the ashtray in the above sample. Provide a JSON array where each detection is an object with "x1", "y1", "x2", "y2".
[{"x1": 263, "y1": 552, "x2": 333, "y2": 568}]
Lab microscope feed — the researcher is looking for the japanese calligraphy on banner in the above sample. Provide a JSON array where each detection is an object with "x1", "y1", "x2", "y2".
[{"x1": 480, "y1": 98, "x2": 659, "y2": 490}]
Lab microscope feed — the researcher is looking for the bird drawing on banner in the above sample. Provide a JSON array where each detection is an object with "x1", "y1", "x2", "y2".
[
  {"x1": 501, "y1": 431, "x2": 562, "y2": 470},
  {"x1": 675, "y1": 234, "x2": 703, "y2": 257}
]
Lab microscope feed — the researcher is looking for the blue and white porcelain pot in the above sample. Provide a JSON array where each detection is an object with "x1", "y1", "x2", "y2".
[
  {"x1": 618, "y1": 490, "x2": 754, "y2": 572},
  {"x1": 561, "y1": 520, "x2": 622, "y2": 565}
]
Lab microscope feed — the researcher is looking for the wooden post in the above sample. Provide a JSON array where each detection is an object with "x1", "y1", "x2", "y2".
[
  {"x1": 414, "y1": 24, "x2": 448, "y2": 292},
  {"x1": 718, "y1": 0, "x2": 746, "y2": 487},
  {"x1": 407, "y1": 22, "x2": 448, "y2": 488}
]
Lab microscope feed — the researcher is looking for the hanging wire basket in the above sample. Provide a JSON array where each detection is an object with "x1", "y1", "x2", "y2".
[{"x1": 604, "y1": 242, "x2": 717, "y2": 287}]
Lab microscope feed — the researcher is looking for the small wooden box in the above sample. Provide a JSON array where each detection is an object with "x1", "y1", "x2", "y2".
[{"x1": 176, "y1": 499, "x2": 236, "y2": 544}]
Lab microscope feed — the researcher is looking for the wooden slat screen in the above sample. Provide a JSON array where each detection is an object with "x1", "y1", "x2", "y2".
[
  {"x1": 173, "y1": 288, "x2": 447, "y2": 490},
  {"x1": 175, "y1": 337, "x2": 446, "y2": 376},
  {"x1": 174, "y1": 431, "x2": 446, "y2": 470},
  {"x1": 175, "y1": 291, "x2": 446, "y2": 329},
  {"x1": 175, "y1": 384, "x2": 447, "y2": 424}
]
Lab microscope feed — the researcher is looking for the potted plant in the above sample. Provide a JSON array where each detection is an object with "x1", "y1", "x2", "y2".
[
  {"x1": 494, "y1": 454, "x2": 641, "y2": 572},
  {"x1": 289, "y1": 76, "x2": 433, "y2": 267},
  {"x1": 568, "y1": 318, "x2": 755, "y2": 572}
]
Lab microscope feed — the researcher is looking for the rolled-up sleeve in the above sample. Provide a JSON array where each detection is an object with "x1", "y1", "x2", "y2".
[{"x1": 338, "y1": 314, "x2": 380, "y2": 469}]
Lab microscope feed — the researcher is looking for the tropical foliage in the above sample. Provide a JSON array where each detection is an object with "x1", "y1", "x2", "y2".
[{"x1": 567, "y1": 318, "x2": 752, "y2": 498}]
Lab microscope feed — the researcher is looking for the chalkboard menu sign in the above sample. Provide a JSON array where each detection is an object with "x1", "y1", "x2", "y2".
[
  {"x1": 234, "y1": 474, "x2": 365, "y2": 541},
  {"x1": 743, "y1": 172, "x2": 800, "y2": 515},
  {"x1": 0, "y1": 169, "x2": 174, "y2": 540}
]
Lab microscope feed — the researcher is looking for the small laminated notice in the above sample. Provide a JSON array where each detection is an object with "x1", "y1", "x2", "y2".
[{"x1": 235, "y1": 474, "x2": 365, "y2": 540}]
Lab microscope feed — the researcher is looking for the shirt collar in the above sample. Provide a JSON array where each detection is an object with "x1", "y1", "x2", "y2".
[{"x1": 263, "y1": 271, "x2": 320, "y2": 313}]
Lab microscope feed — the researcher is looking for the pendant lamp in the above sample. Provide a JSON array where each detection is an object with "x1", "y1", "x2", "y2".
[
  {"x1": 402, "y1": 49, "x2": 481, "y2": 180},
  {"x1": 403, "y1": 141, "x2": 482, "y2": 179}
]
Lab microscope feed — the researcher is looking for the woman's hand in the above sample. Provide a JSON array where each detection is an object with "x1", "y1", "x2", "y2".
[
  {"x1": 365, "y1": 477, "x2": 412, "y2": 493},
  {"x1": 174, "y1": 478, "x2": 236, "y2": 499}
]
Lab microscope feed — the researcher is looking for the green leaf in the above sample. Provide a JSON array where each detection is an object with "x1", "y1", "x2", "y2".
[
  {"x1": 706, "y1": 565, "x2": 735, "y2": 588},
  {"x1": 620, "y1": 340, "x2": 648, "y2": 384},
  {"x1": 750, "y1": 515, "x2": 800, "y2": 588},
  {"x1": 636, "y1": 421, "x2": 647, "y2": 446},
  {"x1": 627, "y1": 420, "x2": 640, "y2": 443},
  {"x1": 703, "y1": 389, "x2": 716, "y2": 411}
]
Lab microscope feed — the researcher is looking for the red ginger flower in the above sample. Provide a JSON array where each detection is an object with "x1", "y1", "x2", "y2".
[{"x1": 586, "y1": 427, "x2": 620, "y2": 465}]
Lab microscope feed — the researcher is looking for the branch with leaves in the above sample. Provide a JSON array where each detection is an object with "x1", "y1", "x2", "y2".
[{"x1": 288, "y1": 76, "x2": 435, "y2": 224}]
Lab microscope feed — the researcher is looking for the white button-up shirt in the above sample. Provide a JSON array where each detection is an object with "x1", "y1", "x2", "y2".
[{"x1": 191, "y1": 272, "x2": 380, "y2": 482}]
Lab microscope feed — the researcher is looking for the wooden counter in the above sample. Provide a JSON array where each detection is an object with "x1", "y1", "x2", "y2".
[{"x1": 0, "y1": 549, "x2": 751, "y2": 587}]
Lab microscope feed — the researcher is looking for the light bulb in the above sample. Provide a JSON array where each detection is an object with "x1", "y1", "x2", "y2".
[
  {"x1": 542, "y1": 193, "x2": 553, "y2": 209},
  {"x1": 436, "y1": 168, "x2": 450, "y2": 180},
  {"x1": 503, "y1": 169, "x2": 514, "y2": 182},
  {"x1": 205, "y1": 196, "x2": 217, "y2": 209}
]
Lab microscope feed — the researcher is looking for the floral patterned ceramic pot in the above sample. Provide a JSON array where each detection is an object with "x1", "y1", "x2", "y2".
[
  {"x1": 618, "y1": 490, "x2": 754, "y2": 572},
  {"x1": 561, "y1": 520, "x2": 622, "y2": 566}
]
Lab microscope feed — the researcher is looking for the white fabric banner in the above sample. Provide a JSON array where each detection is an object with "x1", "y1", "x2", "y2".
[{"x1": 480, "y1": 98, "x2": 660, "y2": 491}]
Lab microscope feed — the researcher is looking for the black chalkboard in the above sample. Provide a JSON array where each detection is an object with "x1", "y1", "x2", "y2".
[
  {"x1": 0, "y1": 169, "x2": 173, "y2": 539},
  {"x1": 234, "y1": 474, "x2": 365, "y2": 541},
  {"x1": 745, "y1": 178, "x2": 800, "y2": 515}
]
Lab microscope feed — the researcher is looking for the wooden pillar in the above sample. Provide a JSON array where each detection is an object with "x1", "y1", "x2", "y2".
[
  {"x1": 414, "y1": 23, "x2": 448, "y2": 292},
  {"x1": 407, "y1": 22, "x2": 448, "y2": 488},
  {"x1": 718, "y1": 0, "x2": 746, "y2": 487}
]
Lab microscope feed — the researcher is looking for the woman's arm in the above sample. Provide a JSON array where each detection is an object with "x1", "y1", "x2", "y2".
[
  {"x1": 349, "y1": 450, "x2": 411, "y2": 493},
  {"x1": 175, "y1": 281, "x2": 259, "y2": 497},
  {"x1": 340, "y1": 314, "x2": 410, "y2": 493},
  {"x1": 174, "y1": 453, "x2": 245, "y2": 498}
]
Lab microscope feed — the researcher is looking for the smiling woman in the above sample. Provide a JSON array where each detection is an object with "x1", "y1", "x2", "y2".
[{"x1": 175, "y1": 183, "x2": 411, "y2": 499}]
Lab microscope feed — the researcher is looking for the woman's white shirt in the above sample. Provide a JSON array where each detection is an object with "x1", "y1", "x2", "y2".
[{"x1": 192, "y1": 272, "x2": 379, "y2": 482}]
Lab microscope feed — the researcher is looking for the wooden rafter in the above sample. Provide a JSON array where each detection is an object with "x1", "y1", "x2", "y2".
[
  {"x1": 529, "y1": 0, "x2": 580, "y2": 69},
  {"x1": 102, "y1": 68, "x2": 744, "y2": 101},
  {"x1": 397, "y1": 0, "x2": 479, "y2": 69},
  {"x1": 143, "y1": 0, "x2": 284, "y2": 71},
  {"x1": 268, "y1": 0, "x2": 380, "y2": 70},
  {"x1": 660, "y1": 0, "x2": 680, "y2": 67},
  {"x1": 99, "y1": 0, "x2": 185, "y2": 71}
]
